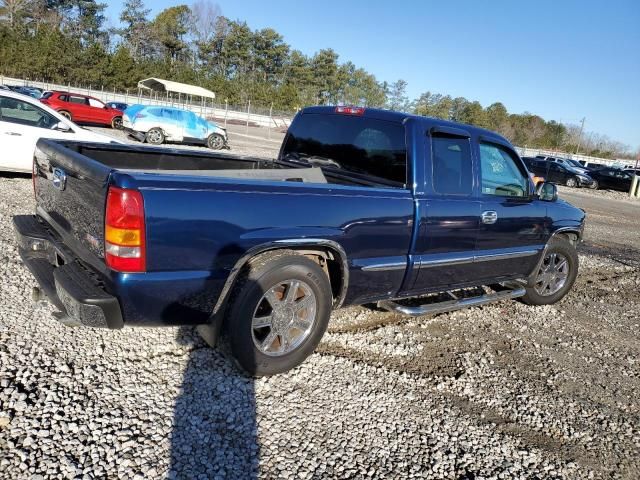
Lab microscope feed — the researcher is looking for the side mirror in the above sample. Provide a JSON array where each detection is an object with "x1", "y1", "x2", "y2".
[
  {"x1": 536, "y1": 181, "x2": 558, "y2": 202},
  {"x1": 53, "y1": 122, "x2": 71, "y2": 132}
]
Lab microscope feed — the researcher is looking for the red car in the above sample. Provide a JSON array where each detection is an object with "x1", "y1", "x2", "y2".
[{"x1": 40, "y1": 91, "x2": 123, "y2": 129}]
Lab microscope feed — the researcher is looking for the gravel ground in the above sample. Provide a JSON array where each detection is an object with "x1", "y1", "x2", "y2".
[
  {"x1": 557, "y1": 185, "x2": 635, "y2": 203},
  {"x1": 0, "y1": 141, "x2": 639, "y2": 479}
]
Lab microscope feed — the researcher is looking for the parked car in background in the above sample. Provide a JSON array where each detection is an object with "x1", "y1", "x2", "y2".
[
  {"x1": 106, "y1": 101, "x2": 128, "y2": 111},
  {"x1": 536, "y1": 155, "x2": 591, "y2": 176},
  {"x1": 523, "y1": 157, "x2": 592, "y2": 187},
  {"x1": 7, "y1": 85, "x2": 41, "y2": 99},
  {"x1": 122, "y1": 105, "x2": 228, "y2": 149},
  {"x1": 624, "y1": 167, "x2": 640, "y2": 176},
  {"x1": 40, "y1": 91, "x2": 124, "y2": 129},
  {"x1": 0, "y1": 90, "x2": 120, "y2": 173},
  {"x1": 587, "y1": 167, "x2": 633, "y2": 191}
]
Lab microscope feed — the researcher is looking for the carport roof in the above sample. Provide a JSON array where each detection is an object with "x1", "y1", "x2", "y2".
[{"x1": 137, "y1": 78, "x2": 215, "y2": 99}]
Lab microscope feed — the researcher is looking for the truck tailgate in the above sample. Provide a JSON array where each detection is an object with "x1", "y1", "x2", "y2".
[{"x1": 33, "y1": 139, "x2": 112, "y2": 272}]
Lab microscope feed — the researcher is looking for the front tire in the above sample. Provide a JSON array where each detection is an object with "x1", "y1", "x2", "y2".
[
  {"x1": 111, "y1": 116, "x2": 123, "y2": 129},
  {"x1": 566, "y1": 177, "x2": 578, "y2": 188},
  {"x1": 521, "y1": 236, "x2": 578, "y2": 306},
  {"x1": 145, "y1": 127, "x2": 164, "y2": 145},
  {"x1": 588, "y1": 179, "x2": 599, "y2": 190},
  {"x1": 225, "y1": 251, "x2": 332, "y2": 376},
  {"x1": 207, "y1": 133, "x2": 225, "y2": 150}
]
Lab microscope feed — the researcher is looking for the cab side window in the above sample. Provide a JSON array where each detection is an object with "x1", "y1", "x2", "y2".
[
  {"x1": 431, "y1": 134, "x2": 473, "y2": 195},
  {"x1": 479, "y1": 143, "x2": 528, "y2": 197}
]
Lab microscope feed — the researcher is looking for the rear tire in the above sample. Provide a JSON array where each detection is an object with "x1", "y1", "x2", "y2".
[
  {"x1": 588, "y1": 180, "x2": 599, "y2": 190},
  {"x1": 207, "y1": 133, "x2": 225, "y2": 150},
  {"x1": 58, "y1": 110, "x2": 72, "y2": 121},
  {"x1": 225, "y1": 251, "x2": 332, "y2": 376},
  {"x1": 521, "y1": 236, "x2": 578, "y2": 306},
  {"x1": 145, "y1": 127, "x2": 164, "y2": 145},
  {"x1": 566, "y1": 177, "x2": 578, "y2": 188}
]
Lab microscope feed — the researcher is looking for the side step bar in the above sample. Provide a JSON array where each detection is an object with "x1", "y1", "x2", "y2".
[{"x1": 377, "y1": 283, "x2": 526, "y2": 317}]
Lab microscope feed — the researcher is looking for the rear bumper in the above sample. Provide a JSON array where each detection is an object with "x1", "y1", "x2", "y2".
[{"x1": 13, "y1": 215, "x2": 123, "y2": 329}]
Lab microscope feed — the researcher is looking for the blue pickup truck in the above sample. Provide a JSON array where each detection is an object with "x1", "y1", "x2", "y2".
[{"x1": 14, "y1": 106, "x2": 585, "y2": 375}]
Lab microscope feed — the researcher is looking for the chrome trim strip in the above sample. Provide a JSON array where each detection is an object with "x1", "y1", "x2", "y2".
[
  {"x1": 418, "y1": 256, "x2": 474, "y2": 268},
  {"x1": 474, "y1": 250, "x2": 539, "y2": 262},
  {"x1": 418, "y1": 249, "x2": 539, "y2": 268},
  {"x1": 361, "y1": 262, "x2": 406, "y2": 272}
]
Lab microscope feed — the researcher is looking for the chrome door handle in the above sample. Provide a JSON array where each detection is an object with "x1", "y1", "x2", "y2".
[
  {"x1": 481, "y1": 210, "x2": 498, "y2": 224},
  {"x1": 5, "y1": 132, "x2": 22, "y2": 136}
]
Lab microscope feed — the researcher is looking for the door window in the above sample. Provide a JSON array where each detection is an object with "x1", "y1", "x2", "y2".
[
  {"x1": 431, "y1": 135, "x2": 473, "y2": 195},
  {"x1": 0, "y1": 96, "x2": 58, "y2": 128},
  {"x1": 68, "y1": 95, "x2": 88, "y2": 105},
  {"x1": 479, "y1": 143, "x2": 528, "y2": 197},
  {"x1": 87, "y1": 98, "x2": 105, "y2": 109}
]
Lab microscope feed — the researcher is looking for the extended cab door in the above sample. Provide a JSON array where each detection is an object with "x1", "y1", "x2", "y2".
[
  {"x1": 475, "y1": 141, "x2": 546, "y2": 280},
  {"x1": 403, "y1": 127, "x2": 482, "y2": 295}
]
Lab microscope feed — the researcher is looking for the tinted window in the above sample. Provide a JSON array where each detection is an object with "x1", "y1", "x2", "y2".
[
  {"x1": 479, "y1": 143, "x2": 528, "y2": 197},
  {"x1": 41, "y1": 92, "x2": 53, "y2": 99},
  {"x1": 69, "y1": 96, "x2": 88, "y2": 105},
  {"x1": 0, "y1": 96, "x2": 57, "y2": 128},
  {"x1": 281, "y1": 113, "x2": 406, "y2": 187},
  {"x1": 431, "y1": 135, "x2": 473, "y2": 195}
]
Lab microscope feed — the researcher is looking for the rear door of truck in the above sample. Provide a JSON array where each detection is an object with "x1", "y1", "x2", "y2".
[{"x1": 33, "y1": 139, "x2": 113, "y2": 274}]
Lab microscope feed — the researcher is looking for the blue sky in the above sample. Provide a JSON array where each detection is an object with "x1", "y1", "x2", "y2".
[{"x1": 105, "y1": 0, "x2": 640, "y2": 150}]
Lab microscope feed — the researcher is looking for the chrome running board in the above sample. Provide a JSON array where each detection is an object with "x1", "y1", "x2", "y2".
[{"x1": 377, "y1": 283, "x2": 526, "y2": 317}]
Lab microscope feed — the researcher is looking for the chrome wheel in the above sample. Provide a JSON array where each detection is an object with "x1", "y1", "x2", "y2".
[
  {"x1": 566, "y1": 177, "x2": 577, "y2": 187},
  {"x1": 146, "y1": 128, "x2": 163, "y2": 144},
  {"x1": 534, "y1": 252, "x2": 569, "y2": 296},
  {"x1": 208, "y1": 134, "x2": 224, "y2": 149},
  {"x1": 251, "y1": 279, "x2": 317, "y2": 357}
]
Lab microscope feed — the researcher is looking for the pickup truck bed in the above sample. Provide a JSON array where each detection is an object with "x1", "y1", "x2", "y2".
[{"x1": 15, "y1": 106, "x2": 585, "y2": 375}]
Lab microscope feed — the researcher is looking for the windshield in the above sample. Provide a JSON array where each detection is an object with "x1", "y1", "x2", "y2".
[{"x1": 281, "y1": 113, "x2": 407, "y2": 187}]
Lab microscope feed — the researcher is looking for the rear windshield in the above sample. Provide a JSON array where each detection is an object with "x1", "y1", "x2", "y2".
[
  {"x1": 41, "y1": 92, "x2": 53, "y2": 99},
  {"x1": 281, "y1": 113, "x2": 407, "y2": 187}
]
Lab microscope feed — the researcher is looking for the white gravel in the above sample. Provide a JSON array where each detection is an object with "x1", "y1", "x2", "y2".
[{"x1": 1, "y1": 141, "x2": 639, "y2": 479}]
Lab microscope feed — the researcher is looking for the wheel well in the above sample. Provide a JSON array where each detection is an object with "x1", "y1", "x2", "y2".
[
  {"x1": 237, "y1": 246, "x2": 346, "y2": 306},
  {"x1": 556, "y1": 231, "x2": 579, "y2": 246}
]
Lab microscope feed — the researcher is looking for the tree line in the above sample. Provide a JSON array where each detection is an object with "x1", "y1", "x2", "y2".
[{"x1": 0, "y1": 0, "x2": 634, "y2": 159}]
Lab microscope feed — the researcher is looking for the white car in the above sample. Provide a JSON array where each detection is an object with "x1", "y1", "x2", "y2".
[
  {"x1": 0, "y1": 90, "x2": 120, "y2": 173},
  {"x1": 122, "y1": 105, "x2": 228, "y2": 149}
]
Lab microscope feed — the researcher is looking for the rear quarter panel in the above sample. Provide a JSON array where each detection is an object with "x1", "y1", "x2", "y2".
[{"x1": 110, "y1": 173, "x2": 415, "y2": 325}]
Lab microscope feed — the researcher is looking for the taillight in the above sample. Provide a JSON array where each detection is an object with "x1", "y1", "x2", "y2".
[
  {"x1": 335, "y1": 106, "x2": 365, "y2": 115},
  {"x1": 104, "y1": 187, "x2": 146, "y2": 272}
]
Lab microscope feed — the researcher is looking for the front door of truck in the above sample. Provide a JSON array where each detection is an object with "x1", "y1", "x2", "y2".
[
  {"x1": 474, "y1": 141, "x2": 547, "y2": 281},
  {"x1": 403, "y1": 128, "x2": 482, "y2": 295}
]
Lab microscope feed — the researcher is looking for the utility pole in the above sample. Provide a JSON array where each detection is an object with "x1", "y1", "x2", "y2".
[{"x1": 575, "y1": 117, "x2": 586, "y2": 154}]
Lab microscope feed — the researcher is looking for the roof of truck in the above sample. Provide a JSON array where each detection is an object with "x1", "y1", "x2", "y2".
[{"x1": 300, "y1": 105, "x2": 510, "y2": 145}]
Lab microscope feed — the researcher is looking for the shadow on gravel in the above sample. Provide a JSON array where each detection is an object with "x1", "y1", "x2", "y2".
[{"x1": 169, "y1": 327, "x2": 259, "y2": 479}]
